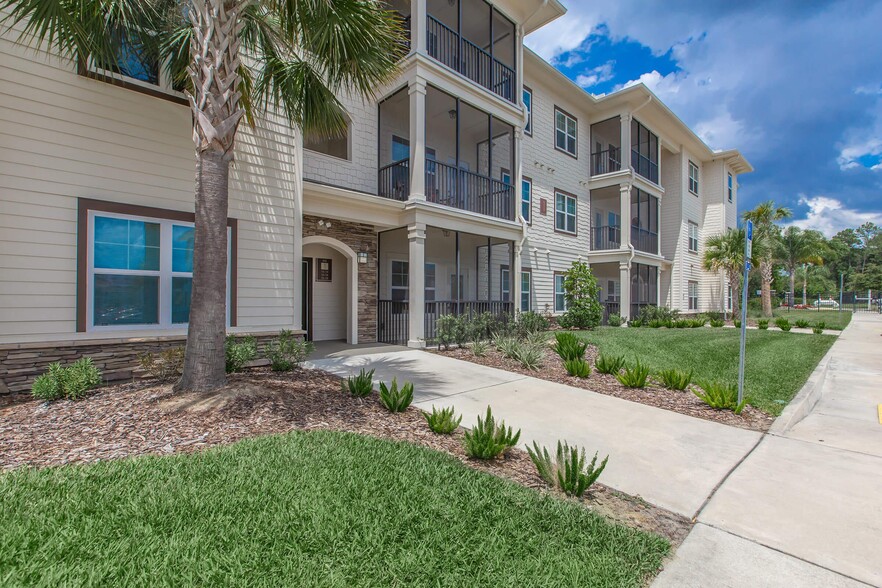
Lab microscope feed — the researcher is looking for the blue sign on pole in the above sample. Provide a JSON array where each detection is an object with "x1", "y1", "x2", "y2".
[{"x1": 747, "y1": 220, "x2": 753, "y2": 241}]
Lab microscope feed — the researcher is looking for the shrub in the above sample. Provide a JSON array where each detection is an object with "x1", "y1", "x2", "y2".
[
  {"x1": 436, "y1": 314, "x2": 468, "y2": 349},
  {"x1": 812, "y1": 325, "x2": 824, "y2": 334},
  {"x1": 733, "y1": 319, "x2": 742, "y2": 328},
  {"x1": 564, "y1": 358, "x2": 591, "y2": 378},
  {"x1": 225, "y1": 335, "x2": 257, "y2": 373},
  {"x1": 703, "y1": 311, "x2": 723, "y2": 322},
  {"x1": 637, "y1": 305, "x2": 679, "y2": 324},
  {"x1": 424, "y1": 406, "x2": 462, "y2": 434},
  {"x1": 31, "y1": 358, "x2": 102, "y2": 401},
  {"x1": 757, "y1": 319, "x2": 769, "y2": 330},
  {"x1": 607, "y1": 313, "x2": 623, "y2": 327},
  {"x1": 342, "y1": 368, "x2": 375, "y2": 398},
  {"x1": 673, "y1": 319, "x2": 690, "y2": 329},
  {"x1": 658, "y1": 368, "x2": 693, "y2": 390},
  {"x1": 139, "y1": 347, "x2": 184, "y2": 381},
  {"x1": 710, "y1": 319, "x2": 725, "y2": 328},
  {"x1": 469, "y1": 312, "x2": 510, "y2": 343},
  {"x1": 527, "y1": 441, "x2": 609, "y2": 498},
  {"x1": 494, "y1": 336, "x2": 521, "y2": 359},
  {"x1": 690, "y1": 318, "x2": 707, "y2": 328},
  {"x1": 471, "y1": 339, "x2": 490, "y2": 357},
  {"x1": 557, "y1": 261, "x2": 603, "y2": 329},
  {"x1": 512, "y1": 342, "x2": 545, "y2": 370},
  {"x1": 628, "y1": 319, "x2": 643, "y2": 328},
  {"x1": 552, "y1": 332, "x2": 587, "y2": 361},
  {"x1": 595, "y1": 353, "x2": 626, "y2": 375},
  {"x1": 379, "y1": 378, "x2": 414, "y2": 412},
  {"x1": 525, "y1": 330, "x2": 551, "y2": 346},
  {"x1": 795, "y1": 319, "x2": 810, "y2": 329},
  {"x1": 515, "y1": 311, "x2": 549, "y2": 337},
  {"x1": 265, "y1": 330, "x2": 314, "y2": 371},
  {"x1": 694, "y1": 380, "x2": 747, "y2": 414},
  {"x1": 815, "y1": 321, "x2": 827, "y2": 330},
  {"x1": 648, "y1": 319, "x2": 665, "y2": 328},
  {"x1": 463, "y1": 406, "x2": 521, "y2": 459},
  {"x1": 775, "y1": 317, "x2": 792, "y2": 332},
  {"x1": 616, "y1": 359, "x2": 649, "y2": 388}
]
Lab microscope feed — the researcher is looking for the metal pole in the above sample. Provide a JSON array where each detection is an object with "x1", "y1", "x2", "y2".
[
  {"x1": 738, "y1": 221, "x2": 753, "y2": 405},
  {"x1": 839, "y1": 273, "x2": 843, "y2": 312}
]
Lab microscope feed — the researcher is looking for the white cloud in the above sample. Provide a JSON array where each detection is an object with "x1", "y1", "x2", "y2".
[
  {"x1": 575, "y1": 61, "x2": 615, "y2": 89},
  {"x1": 836, "y1": 102, "x2": 882, "y2": 170},
  {"x1": 786, "y1": 196, "x2": 882, "y2": 237}
]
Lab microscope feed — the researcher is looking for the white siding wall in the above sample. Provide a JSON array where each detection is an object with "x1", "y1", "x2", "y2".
[
  {"x1": 699, "y1": 160, "x2": 727, "y2": 312},
  {"x1": 659, "y1": 149, "x2": 682, "y2": 308},
  {"x1": 0, "y1": 24, "x2": 300, "y2": 343}
]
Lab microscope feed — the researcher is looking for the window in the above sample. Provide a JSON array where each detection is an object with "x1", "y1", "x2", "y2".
[
  {"x1": 87, "y1": 27, "x2": 184, "y2": 98},
  {"x1": 425, "y1": 263, "x2": 436, "y2": 301},
  {"x1": 726, "y1": 285, "x2": 733, "y2": 311},
  {"x1": 304, "y1": 124, "x2": 350, "y2": 160},
  {"x1": 728, "y1": 173, "x2": 734, "y2": 202},
  {"x1": 523, "y1": 87, "x2": 533, "y2": 135},
  {"x1": 555, "y1": 191, "x2": 577, "y2": 234},
  {"x1": 500, "y1": 266, "x2": 510, "y2": 302},
  {"x1": 554, "y1": 107, "x2": 577, "y2": 156},
  {"x1": 688, "y1": 281, "x2": 699, "y2": 311},
  {"x1": 688, "y1": 161, "x2": 700, "y2": 195},
  {"x1": 521, "y1": 177, "x2": 532, "y2": 223},
  {"x1": 520, "y1": 270, "x2": 531, "y2": 312},
  {"x1": 389, "y1": 261, "x2": 435, "y2": 301},
  {"x1": 554, "y1": 273, "x2": 567, "y2": 312},
  {"x1": 501, "y1": 169, "x2": 511, "y2": 185},
  {"x1": 86, "y1": 211, "x2": 230, "y2": 329},
  {"x1": 605, "y1": 280, "x2": 620, "y2": 302},
  {"x1": 688, "y1": 221, "x2": 699, "y2": 253}
]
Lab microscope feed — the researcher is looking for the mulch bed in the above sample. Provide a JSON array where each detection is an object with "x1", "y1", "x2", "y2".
[
  {"x1": 0, "y1": 369, "x2": 691, "y2": 546},
  {"x1": 429, "y1": 345, "x2": 775, "y2": 433}
]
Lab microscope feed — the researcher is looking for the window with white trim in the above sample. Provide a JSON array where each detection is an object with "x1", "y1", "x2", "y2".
[
  {"x1": 500, "y1": 266, "x2": 510, "y2": 302},
  {"x1": 728, "y1": 172, "x2": 734, "y2": 202},
  {"x1": 389, "y1": 261, "x2": 435, "y2": 301},
  {"x1": 521, "y1": 177, "x2": 532, "y2": 222},
  {"x1": 88, "y1": 211, "x2": 228, "y2": 329},
  {"x1": 688, "y1": 161, "x2": 699, "y2": 195},
  {"x1": 554, "y1": 107, "x2": 577, "y2": 156},
  {"x1": 554, "y1": 274, "x2": 567, "y2": 312},
  {"x1": 523, "y1": 87, "x2": 533, "y2": 135},
  {"x1": 425, "y1": 263, "x2": 436, "y2": 301},
  {"x1": 727, "y1": 285, "x2": 733, "y2": 311},
  {"x1": 555, "y1": 192, "x2": 577, "y2": 234},
  {"x1": 89, "y1": 27, "x2": 184, "y2": 97},
  {"x1": 688, "y1": 221, "x2": 699, "y2": 253},
  {"x1": 520, "y1": 270, "x2": 531, "y2": 312},
  {"x1": 688, "y1": 280, "x2": 699, "y2": 311}
]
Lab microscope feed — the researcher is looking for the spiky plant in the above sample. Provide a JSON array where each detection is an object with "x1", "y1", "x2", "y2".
[
  {"x1": 463, "y1": 406, "x2": 520, "y2": 460},
  {"x1": 527, "y1": 440, "x2": 608, "y2": 498},
  {"x1": 379, "y1": 378, "x2": 413, "y2": 413},
  {"x1": 424, "y1": 406, "x2": 462, "y2": 434}
]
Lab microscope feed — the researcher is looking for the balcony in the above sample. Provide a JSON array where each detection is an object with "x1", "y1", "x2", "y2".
[
  {"x1": 590, "y1": 186, "x2": 659, "y2": 255},
  {"x1": 630, "y1": 226, "x2": 658, "y2": 255},
  {"x1": 591, "y1": 147, "x2": 621, "y2": 176},
  {"x1": 631, "y1": 118, "x2": 659, "y2": 184},
  {"x1": 589, "y1": 116, "x2": 660, "y2": 185},
  {"x1": 591, "y1": 225, "x2": 621, "y2": 250},
  {"x1": 424, "y1": 0, "x2": 517, "y2": 103}
]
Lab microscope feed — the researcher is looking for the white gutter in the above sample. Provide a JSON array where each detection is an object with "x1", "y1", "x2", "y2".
[{"x1": 523, "y1": 0, "x2": 549, "y2": 34}]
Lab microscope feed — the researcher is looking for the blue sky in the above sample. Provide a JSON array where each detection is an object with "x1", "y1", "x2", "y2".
[{"x1": 526, "y1": 0, "x2": 882, "y2": 236}]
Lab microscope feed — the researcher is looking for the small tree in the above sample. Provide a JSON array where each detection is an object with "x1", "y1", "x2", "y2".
[{"x1": 558, "y1": 262, "x2": 602, "y2": 329}]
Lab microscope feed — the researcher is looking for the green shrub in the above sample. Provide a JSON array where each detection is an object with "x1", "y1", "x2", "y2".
[
  {"x1": 733, "y1": 318, "x2": 742, "y2": 328},
  {"x1": 424, "y1": 406, "x2": 462, "y2": 434},
  {"x1": 795, "y1": 319, "x2": 810, "y2": 329},
  {"x1": 225, "y1": 335, "x2": 257, "y2": 373},
  {"x1": 557, "y1": 261, "x2": 603, "y2": 329},
  {"x1": 379, "y1": 378, "x2": 414, "y2": 412},
  {"x1": 775, "y1": 317, "x2": 792, "y2": 332},
  {"x1": 690, "y1": 318, "x2": 707, "y2": 328},
  {"x1": 515, "y1": 311, "x2": 549, "y2": 337},
  {"x1": 694, "y1": 380, "x2": 747, "y2": 414},
  {"x1": 471, "y1": 340, "x2": 490, "y2": 357},
  {"x1": 595, "y1": 353, "x2": 626, "y2": 375},
  {"x1": 512, "y1": 342, "x2": 545, "y2": 370},
  {"x1": 265, "y1": 330, "x2": 314, "y2": 371},
  {"x1": 628, "y1": 319, "x2": 643, "y2": 328},
  {"x1": 564, "y1": 358, "x2": 591, "y2": 378},
  {"x1": 637, "y1": 305, "x2": 679, "y2": 324},
  {"x1": 463, "y1": 406, "x2": 521, "y2": 459},
  {"x1": 757, "y1": 319, "x2": 769, "y2": 330},
  {"x1": 436, "y1": 314, "x2": 469, "y2": 349},
  {"x1": 525, "y1": 330, "x2": 550, "y2": 347},
  {"x1": 31, "y1": 358, "x2": 102, "y2": 401},
  {"x1": 710, "y1": 319, "x2": 725, "y2": 328},
  {"x1": 342, "y1": 368, "x2": 375, "y2": 398},
  {"x1": 527, "y1": 441, "x2": 609, "y2": 498},
  {"x1": 658, "y1": 368, "x2": 693, "y2": 390},
  {"x1": 648, "y1": 319, "x2": 665, "y2": 329},
  {"x1": 673, "y1": 319, "x2": 690, "y2": 329},
  {"x1": 552, "y1": 332, "x2": 587, "y2": 361},
  {"x1": 607, "y1": 313, "x2": 623, "y2": 327},
  {"x1": 812, "y1": 325, "x2": 824, "y2": 334},
  {"x1": 494, "y1": 336, "x2": 520, "y2": 359},
  {"x1": 703, "y1": 311, "x2": 724, "y2": 322},
  {"x1": 139, "y1": 347, "x2": 184, "y2": 381},
  {"x1": 815, "y1": 321, "x2": 827, "y2": 330},
  {"x1": 616, "y1": 359, "x2": 649, "y2": 388}
]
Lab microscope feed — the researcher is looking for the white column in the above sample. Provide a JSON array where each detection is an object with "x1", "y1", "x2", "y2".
[
  {"x1": 408, "y1": 78, "x2": 427, "y2": 202},
  {"x1": 407, "y1": 223, "x2": 426, "y2": 347},
  {"x1": 412, "y1": 0, "x2": 426, "y2": 54},
  {"x1": 619, "y1": 182, "x2": 631, "y2": 251},
  {"x1": 619, "y1": 261, "x2": 631, "y2": 320},
  {"x1": 513, "y1": 242, "x2": 523, "y2": 312},
  {"x1": 514, "y1": 126, "x2": 523, "y2": 222},
  {"x1": 292, "y1": 126, "x2": 305, "y2": 332},
  {"x1": 620, "y1": 113, "x2": 632, "y2": 171}
]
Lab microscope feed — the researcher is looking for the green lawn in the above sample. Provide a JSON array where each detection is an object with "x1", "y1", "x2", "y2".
[
  {"x1": 0, "y1": 431, "x2": 668, "y2": 587},
  {"x1": 747, "y1": 308, "x2": 852, "y2": 330},
  {"x1": 577, "y1": 327, "x2": 836, "y2": 415}
]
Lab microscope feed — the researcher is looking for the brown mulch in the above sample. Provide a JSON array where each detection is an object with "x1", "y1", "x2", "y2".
[
  {"x1": 430, "y1": 345, "x2": 775, "y2": 433},
  {"x1": 0, "y1": 369, "x2": 691, "y2": 546}
]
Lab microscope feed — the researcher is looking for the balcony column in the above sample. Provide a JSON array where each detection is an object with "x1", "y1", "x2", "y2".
[
  {"x1": 620, "y1": 113, "x2": 632, "y2": 171},
  {"x1": 407, "y1": 222, "x2": 426, "y2": 348},
  {"x1": 619, "y1": 182, "x2": 631, "y2": 251},
  {"x1": 411, "y1": 0, "x2": 426, "y2": 53},
  {"x1": 619, "y1": 261, "x2": 632, "y2": 321},
  {"x1": 513, "y1": 242, "x2": 523, "y2": 312},
  {"x1": 514, "y1": 126, "x2": 523, "y2": 222},
  {"x1": 408, "y1": 77, "x2": 427, "y2": 202}
]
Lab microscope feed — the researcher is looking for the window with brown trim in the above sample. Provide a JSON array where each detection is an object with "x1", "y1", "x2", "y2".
[
  {"x1": 554, "y1": 107, "x2": 577, "y2": 157},
  {"x1": 554, "y1": 190, "x2": 577, "y2": 235}
]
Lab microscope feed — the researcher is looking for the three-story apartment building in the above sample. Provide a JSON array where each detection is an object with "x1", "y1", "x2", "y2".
[{"x1": 0, "y1": 0, "x2": 750, "y2": 394}]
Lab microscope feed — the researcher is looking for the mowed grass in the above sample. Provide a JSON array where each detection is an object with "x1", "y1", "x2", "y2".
[
  {"x1": 748, "y1": 308, "x2": 852, "y2": 330},
  {"x1": 577, "y1": 327, "x2": 836, "y2": 415},
  {"x1": 0, "y1": 431, "x2": 668, "y2": 587}
]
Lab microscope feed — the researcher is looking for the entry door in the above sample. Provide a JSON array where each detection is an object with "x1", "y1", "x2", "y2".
[{"x1": 301, "y1": 258, "x2": 313, "y2": 341}]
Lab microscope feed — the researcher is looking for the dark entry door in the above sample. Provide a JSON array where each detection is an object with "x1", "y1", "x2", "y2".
[{"x1": 302, "y1": 258, "x2": 313, "y2": 341}]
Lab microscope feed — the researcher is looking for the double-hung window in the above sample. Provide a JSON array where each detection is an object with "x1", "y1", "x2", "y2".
[
  {"x1": 688, "y1": 281, "x2": 699, "y2": 311},
  {"x1": 520, "y1": 271, "x2": 531, "y2": 312},
  {"x1": 688, "y1": 161, "x2": 700, "y2": 195},
  {"x1": 390, "y1": 261, "x2": 436, "y2": 301},
  {"x1": 523, "y1": 87, "x2": 533, "y2": 135},
  {"x1": 554, "y1": 274, "x2": 567, "y2": 312},
  {"x1": 554, "y1": 107, "x2": 577, "y2": 156},
  {"x1": 728, "y1": 173, "x2": 734, "y2": 202},
  {"x1": 521, "y1": 177, "x2": 532, "y2": 223},
  {"x1": 555, "y1": 191, "x2": 577, "y2": 234},
  {"x1": 87, "y1": 210, "x2": 229, "y2": 330},
  {"x1": 500, "y1": 266, "x2": 510, "y2": 302},
  {"x1": 688, "y1": 221, "x2": 699, "y2": 253}
]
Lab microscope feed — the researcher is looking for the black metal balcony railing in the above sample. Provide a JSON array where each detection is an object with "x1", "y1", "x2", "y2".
[
  {"x1": 631, "y1": 150, "x2": 659, "y2": 184},
  {"x1": 591, "y1": 225, "x2": 621, "y2": 250},
  {"x1": 427, "y1": 160, "x2": 514, "y2": 220},
  {"x1": 631, "y1": 226, "x2": 659, "y2": 255},
  {"x1": 377, "y1": 299, "x2": 514, "y2": 344},
  {"x1": 426, "y1": 15, "x2": 515, "y2": 103},
  {"x1": 590, "y1": 147, "x2": 621, "y2": 176},
  {"x1": 378, "y1": 159, "x2": 409, "y2": 201}
]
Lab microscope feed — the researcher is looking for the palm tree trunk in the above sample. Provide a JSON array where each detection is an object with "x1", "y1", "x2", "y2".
[
  {"x1": 789, "y1": 264, "x2": 796, "y2": 307},
  {"x1": 729, "y1": 271, "x2": 741, "y2": 318},
  {"x1": 761, "y1": 257, "x2": 773, "y2": 317},
  {"x1": 802, "y1": 268, "x2": 808, "y2": 305}
]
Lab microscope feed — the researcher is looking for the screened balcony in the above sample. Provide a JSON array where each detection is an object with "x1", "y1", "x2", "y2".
[
  {"x1": 631, "y1": 118, "x2": 659, "y2": 184},
  {"x1": 589, "y1": 186, "x2": 658, "y2": 255},
  {"x1": 630, "y1": 188, "x2": 659, "y2": 255},
  {"x1": 590, "y1": 117, "x2": 622, "y2": 176},
  {"x1": 426, "y1": 0, "x2": 516, "y2": 102},
  {"x1": 631, "y1": 263, "x2": 659, "y2": 318}
]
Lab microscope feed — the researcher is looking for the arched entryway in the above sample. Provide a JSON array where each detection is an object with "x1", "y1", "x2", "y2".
[{"x1": 302, "y1": 236, "x2": 358, "y2": 344}]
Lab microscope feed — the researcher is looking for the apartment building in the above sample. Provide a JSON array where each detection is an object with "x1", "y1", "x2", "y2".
[{"x1": 0, "y1": 0, "x2": 750, "y2": 393}]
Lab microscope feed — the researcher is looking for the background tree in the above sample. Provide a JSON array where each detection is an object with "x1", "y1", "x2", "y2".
[
  {"x1": 775, "y1": 227, "x2": 824, "y2": 306},
  {"x1": 742, "y1": 200, "x2": 791, "y2": 317},
  {"x1": 702, "y1": 227, "x2": 758, "y2": 318},
  {"x1": 558, "y1": 261, "x2": 603, "y2": 329},
  {"x1": 4, "y1": 0, "x2": 404, "y2": 391}
]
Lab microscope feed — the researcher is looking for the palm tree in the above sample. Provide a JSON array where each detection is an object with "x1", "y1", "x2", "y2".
[
  {"x1": 4, "y1": 0, "x2": 404, "y2": 391},
  {"x1": 742, "y1": 200, "x2": 791, "y2": 317},
  {"x1": 776, "y1": 227, "x2": 825, "y2": 307},
  {"x1": 703, "y1": 227, "x2": 753, "y2": 318}
]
